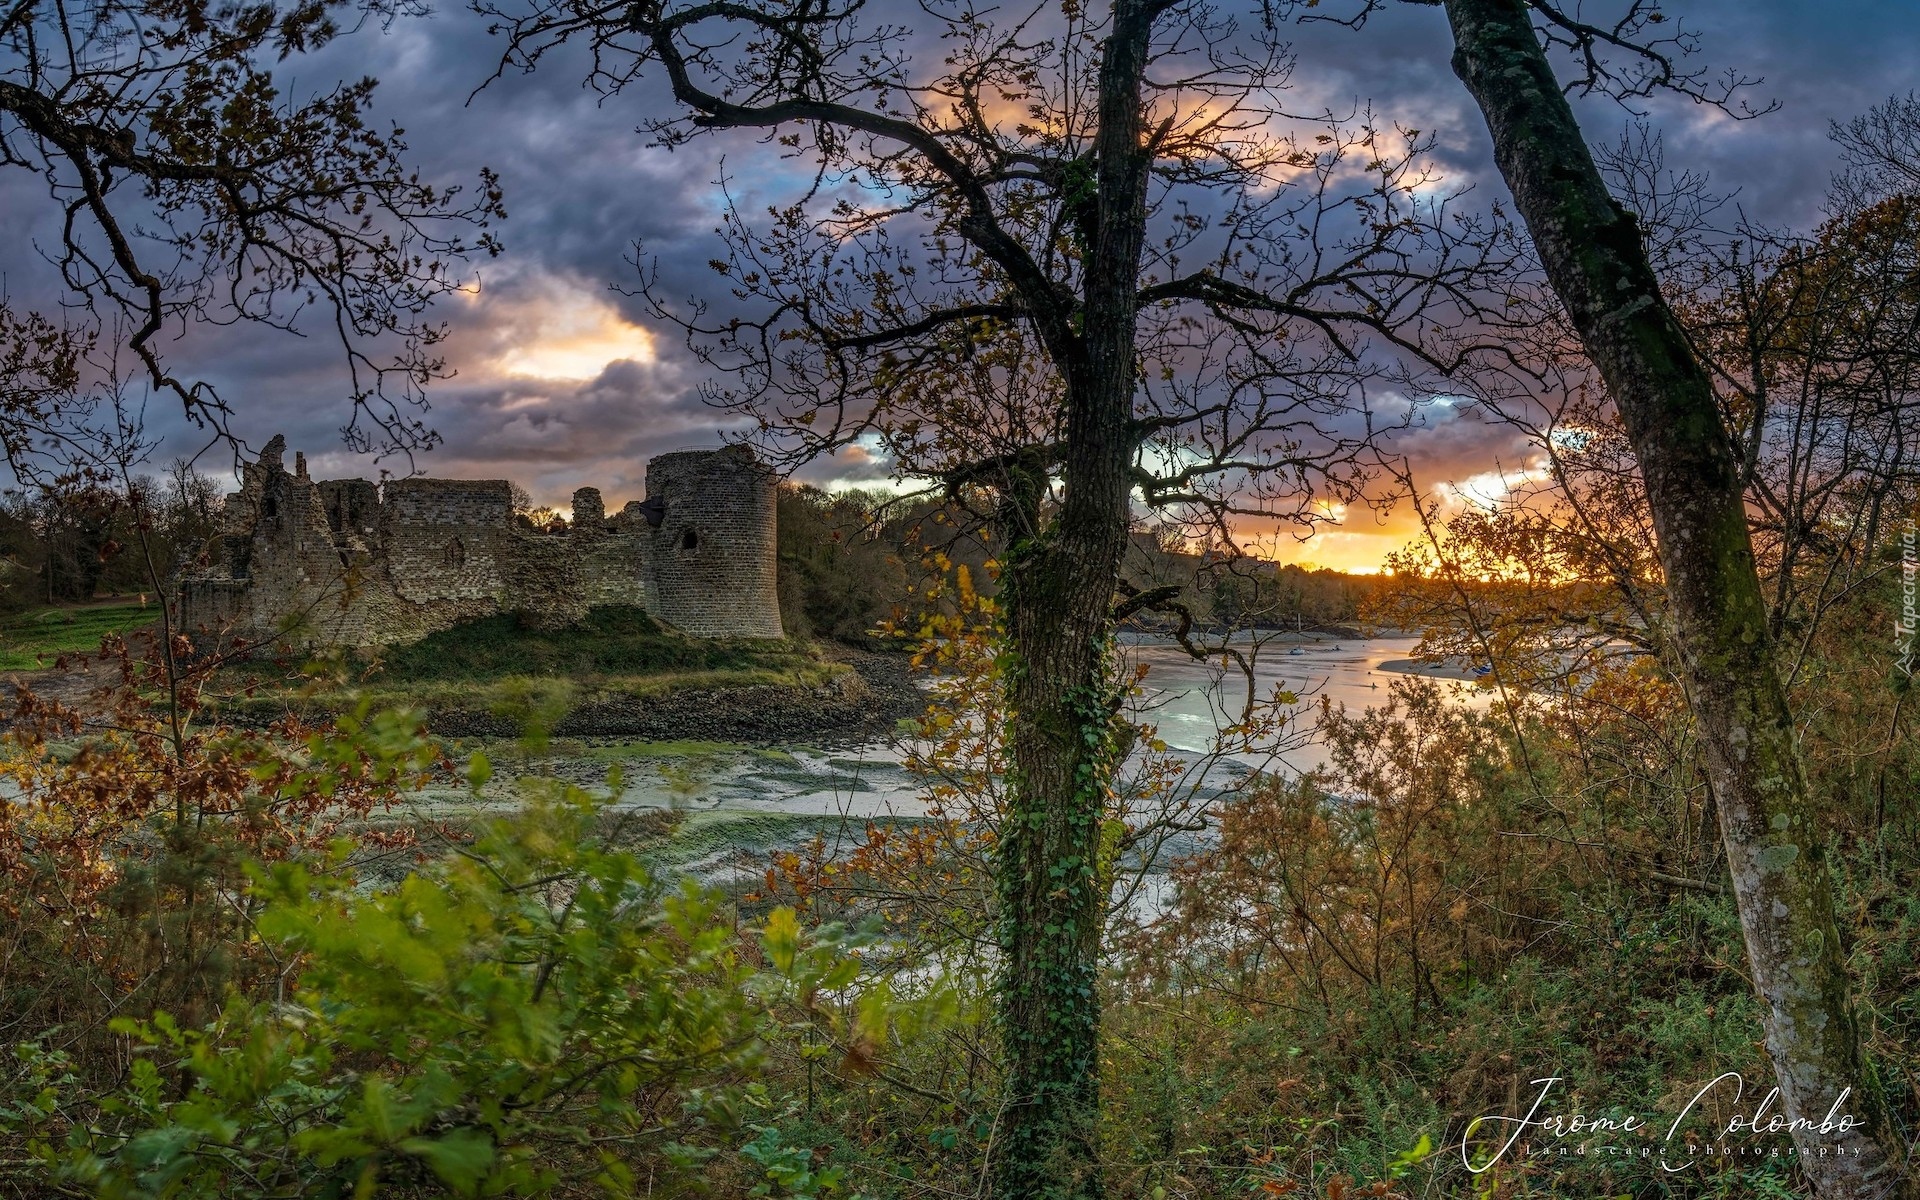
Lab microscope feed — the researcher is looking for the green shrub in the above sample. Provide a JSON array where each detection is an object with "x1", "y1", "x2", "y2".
[{"x1": 17, "y1": 791, "x2": 894, "y2": 1198}]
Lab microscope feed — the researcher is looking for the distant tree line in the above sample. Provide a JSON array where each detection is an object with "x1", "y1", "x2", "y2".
[
  {"x1": 0, "y1": 463, "x2": 223, "y2": 611},
  {"x1": 774, "y1": 484, "x2": 987, "y2": 647},
  {"x1": 775, "y1": 484, "x2": 1382, "y2": 648},
  {"x1": 1119, "y1": 527, "x2": 1381, "y2": 632}
]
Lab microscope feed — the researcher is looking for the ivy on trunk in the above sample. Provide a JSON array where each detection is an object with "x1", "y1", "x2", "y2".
[{"x1": 475, "y1": 4, "x2": 1512, "y2": 1194}]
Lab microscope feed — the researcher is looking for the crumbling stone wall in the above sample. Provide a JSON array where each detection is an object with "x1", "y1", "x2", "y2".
[{"x1": 177, "y1": 437, "x2": 784, "y2": 648}]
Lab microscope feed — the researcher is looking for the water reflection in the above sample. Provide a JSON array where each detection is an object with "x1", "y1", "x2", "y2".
[{"x1": 1119, "y1": 634, "x2": 1496, "y2": 774}]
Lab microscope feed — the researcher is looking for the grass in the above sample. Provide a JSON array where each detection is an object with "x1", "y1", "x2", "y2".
[
  {"x1": 216, "y1": 606, "x2": 845, "y2": 719},
  {"x1": 376, "y1": 606, "x2": 808, "y2": 681},
  {"x1": 305, "y1": 663, "x2": 844, "y2": 713},
  {"x1": 0, "y1": 601, "x2": 160, "y2": 671}
]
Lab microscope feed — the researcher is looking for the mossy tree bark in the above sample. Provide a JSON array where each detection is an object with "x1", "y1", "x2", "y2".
[
  {"x1": 991, "y1": 471, "x2": 1126, "y2": 1200},
  {"x1": 987, "y1": 12, "x2": 1162, "y2": 1196},
  {"x1": 1443, "y1": 1, "x2": 1915, "y2": 1194}
]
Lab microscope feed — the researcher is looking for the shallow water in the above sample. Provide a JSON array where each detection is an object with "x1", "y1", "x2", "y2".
[
  {"x1": 457, "y1": 634, "x2": 1497, "y2": 830},
  {"x1": 1119, "y1": 633, "x2": 1497, "y2": 768}
]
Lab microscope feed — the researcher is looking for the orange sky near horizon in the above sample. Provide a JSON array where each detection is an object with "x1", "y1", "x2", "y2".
[{"x1": 1162, "y1": 462, "x2": 1552, "y2": 575}]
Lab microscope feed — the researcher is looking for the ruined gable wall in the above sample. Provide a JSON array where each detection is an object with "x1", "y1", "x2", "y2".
[
  {"x1": 566, "y1": 487, "x2": 656, "y2": 614},
  {"x1": 317, "y1": 479, "x2": 379, "y2": 545},
  {"x1": 179, "y1": 469, "x2": 373, "y2": 647},
  {"x1": 380, "y1": 480, "x2": 514, "y2": 605}
]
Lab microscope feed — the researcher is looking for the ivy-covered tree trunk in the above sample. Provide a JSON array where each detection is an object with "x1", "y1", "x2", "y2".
[
  {"x1": 993, "y1": 470, "x2": 1127, "y2": 1200},
  {"x1": 1444, "y1": 2, "x2": 1915, "y2": 1195},
  {"x1": 987, "y1": 8, "x2": 1162, "y2": 1199},
  {"x1": 569, "y1": 0, "x2": 1469, "y2": 1191}
]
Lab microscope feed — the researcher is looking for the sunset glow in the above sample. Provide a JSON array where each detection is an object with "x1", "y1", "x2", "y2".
[{"x1": 492, "y1": 291, "x2": 657, "y2": 382}]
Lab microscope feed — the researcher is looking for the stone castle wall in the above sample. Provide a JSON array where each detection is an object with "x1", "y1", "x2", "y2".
[
  {"x1": 646, "y1": 449, "x2": 783, "y2": 639},
  {"x1": 177, "y1": 437, "x2": 783, "y2": 648}
]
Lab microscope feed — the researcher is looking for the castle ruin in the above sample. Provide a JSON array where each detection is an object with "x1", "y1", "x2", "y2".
[{"x1": 178, "y1": 437, "x2": 784, "y2": 647}]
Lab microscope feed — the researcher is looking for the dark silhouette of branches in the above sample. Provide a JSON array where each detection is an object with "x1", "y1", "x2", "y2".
[{"x1": 0, "y1": 0, "x2": 505, "y2": 468}]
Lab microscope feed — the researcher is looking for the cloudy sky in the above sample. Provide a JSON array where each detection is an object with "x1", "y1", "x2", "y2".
[{"x1": 8, "y1": 0, "x2": 1917, "y2": 571}]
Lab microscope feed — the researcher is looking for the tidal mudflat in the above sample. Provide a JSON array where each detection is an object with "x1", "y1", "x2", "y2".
[{"x1": 388, "y1": 634, "x2": 1499, "y2": 892}]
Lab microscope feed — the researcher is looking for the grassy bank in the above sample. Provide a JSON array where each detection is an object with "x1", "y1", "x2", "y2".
[
  {"x1": 215, "y1": 605, "x2": 847, "y2": 721},
  {"x1": 0, "y1": 601, "x2": 159, "y2": 671},
  {"x1": 376, "y1": 605, "x2": 812, "y2": 681}
]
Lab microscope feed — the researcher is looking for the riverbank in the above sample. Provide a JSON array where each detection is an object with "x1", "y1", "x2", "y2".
[
  {"x1": 420, "y1": 648, "x2": 924, "y2": 744},
  {"x1": 3, "y1": 607, "x2": 927, "y2": 746},
  {"x1": 188, "y1": 606, "x2": 928, "y2": 745}
]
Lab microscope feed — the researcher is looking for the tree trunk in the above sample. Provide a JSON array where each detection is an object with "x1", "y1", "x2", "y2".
[
  {"x1": 1443, "y1": 2, "x2": 1914, "y2": 1195},
  {"x1": 992, "y1": 465, "x2": 1127, "y2": 1200},
  {"x1": 987, "y1": 7, "x2": 1161, "y2": 1197}
]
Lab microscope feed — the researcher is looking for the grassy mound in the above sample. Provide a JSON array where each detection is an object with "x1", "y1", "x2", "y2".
[
  {"x1": 375, "y1": 606, "x2": 802, "y2": 681},
  {"x1": 222, "y1": 606, "x2": 845, "y2": 721}
]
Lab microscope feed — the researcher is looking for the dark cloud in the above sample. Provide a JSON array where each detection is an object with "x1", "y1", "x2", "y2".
[{"x1": 5, "y1": 0, "x2": 1916, "y2": 563}]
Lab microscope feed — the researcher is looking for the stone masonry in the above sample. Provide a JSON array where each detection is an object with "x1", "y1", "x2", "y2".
[{"x1": 177, "y1": 437, "x2": 783, "y2": 647}]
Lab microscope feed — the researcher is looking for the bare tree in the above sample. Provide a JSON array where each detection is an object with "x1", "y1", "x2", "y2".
[
  {"x1": 0, "y1": 0, "x2": 505, "y2": 468},
  {"x1": 474, "y1": 2, "x2": 1512, "y2": 1194},
  {"x1": 1834, "y1": 91, "x2": 1920, "y2": 211}
]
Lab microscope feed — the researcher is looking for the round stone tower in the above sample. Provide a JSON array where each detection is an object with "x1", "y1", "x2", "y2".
[{"x1": 644, "y1": 444, "x2": 783, "y2": 639}]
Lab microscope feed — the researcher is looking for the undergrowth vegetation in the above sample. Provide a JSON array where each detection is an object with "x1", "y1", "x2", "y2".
[
  {"x1": 0, "y1": 630, "x2": 942, "y2": 1199},
  {"x1": 18, "y1": 794, "x2": 924, "y2": 1198},
  {"x1": 3, "y1": 554, "x2": 1918, "y2": 1198}
]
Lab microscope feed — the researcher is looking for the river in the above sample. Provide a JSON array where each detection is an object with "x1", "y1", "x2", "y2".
[{"x1": 438, "y1": 635, "x2": 1498, "y2": 868}]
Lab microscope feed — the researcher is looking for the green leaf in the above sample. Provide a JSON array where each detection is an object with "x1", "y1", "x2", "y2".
[
  {"x1": 1389, "y1": 1133, "x2": 1434, "y2": 1178},
  {"x1": 399, "y1": 1128, "x2": 495, "y2": 1195},
  {"x1": 360, "y1": 1078, "x2": 402, "y2": 1142},
  {"x1": 763, "y1": 907, "x2": 801, "y2": 975},
  {"x1": 465, "y1": 749, "x2": 492, "y2": 792},
  {"x1": 854, "y1": 979, "x2": 893, "y2": 1045}
]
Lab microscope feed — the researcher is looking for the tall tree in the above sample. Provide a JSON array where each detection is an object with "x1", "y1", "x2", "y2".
[
  {"x1": 1439, "y1": 0, "x2": 1915, "y2": 1194},
  {"x1": 478, "y1": 3, "x2": 1509, "y2": 1194},
  {"x1": 1382, "y1": 129, "x2": 1920, "y2": 736}
]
